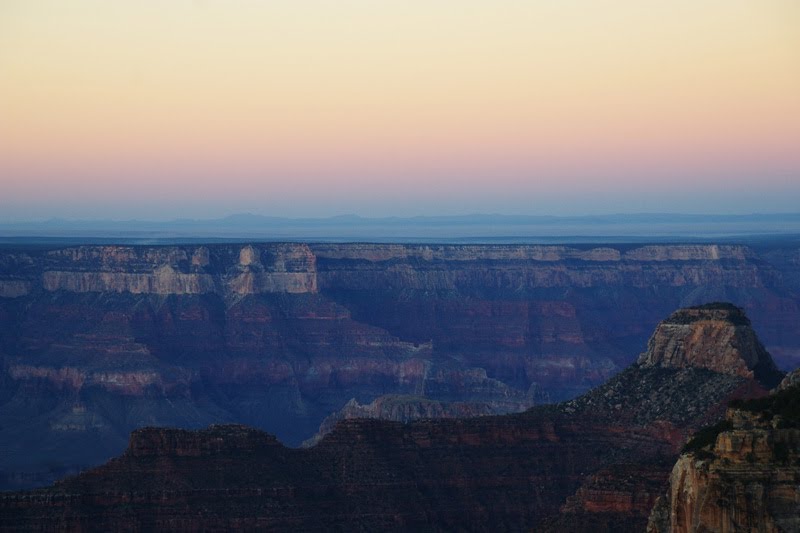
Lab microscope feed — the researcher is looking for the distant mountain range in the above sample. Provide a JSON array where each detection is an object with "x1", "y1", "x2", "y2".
[{"x1": 2, "y1": 213, "x2": 800, "y2": 243}]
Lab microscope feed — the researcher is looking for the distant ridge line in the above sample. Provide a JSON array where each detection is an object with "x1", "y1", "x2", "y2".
[{"x1": 1, "y1": 213, "x2": 800, "y2": 243}]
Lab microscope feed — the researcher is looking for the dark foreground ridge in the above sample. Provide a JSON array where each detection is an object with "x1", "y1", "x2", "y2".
[{"x1": 0, "y1": 304, "x2": 783, "y2": 531}]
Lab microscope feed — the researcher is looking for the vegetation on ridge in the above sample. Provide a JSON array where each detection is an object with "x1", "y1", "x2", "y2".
[
  {"x1": 681, "y1": 420, "x2": 733, "y2": 459},
  {"x1": 682, "y1": 383, "x2": 800, "y2": 460},
  {"x1": 665, "y1": 302, "x2": 750, "y2": 326},
  {"x1": 729, "y1": 384, "x2": 800, "y2": 429}
]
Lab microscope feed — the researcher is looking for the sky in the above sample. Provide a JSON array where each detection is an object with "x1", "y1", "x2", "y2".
[{"x1": 1, "y1": 0, "x2": 799, "y2": 220}]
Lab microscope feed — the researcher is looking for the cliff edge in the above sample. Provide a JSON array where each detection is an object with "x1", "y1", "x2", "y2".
[{"x1": 647, "y1": 382, "x2": 800, "y2": 533}]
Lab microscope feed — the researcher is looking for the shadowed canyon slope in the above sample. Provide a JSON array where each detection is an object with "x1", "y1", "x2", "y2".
[
  {"x1": 0, "y1": 304, "x2": 783, "y2": 531},
  {"x1": 1, "y1": 243, "x2": 800, "y2": 489}
]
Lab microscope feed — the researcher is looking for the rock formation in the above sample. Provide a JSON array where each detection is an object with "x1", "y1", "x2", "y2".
[
  {"x1": 0, "y1": 305, "x2": 782, "y2": 531},
  {"x1": 637, "y1": 303, "x2": 784, "y2": 388},
  {"x1": 647, "y1": 384, "x2": 800, "y2": 533},
  {"x1": 778, "y1": 368, "x2": 800, "y2": 391}
]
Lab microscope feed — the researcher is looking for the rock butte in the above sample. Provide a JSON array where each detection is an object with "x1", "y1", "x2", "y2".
[{"x1": 637, "y1": 303, "x2": 784, "y2": 389}]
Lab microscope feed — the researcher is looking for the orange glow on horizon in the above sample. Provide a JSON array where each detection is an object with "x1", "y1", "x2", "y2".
[{"x1": 1, "y1": 0, "x2": 798, "y2": 216}]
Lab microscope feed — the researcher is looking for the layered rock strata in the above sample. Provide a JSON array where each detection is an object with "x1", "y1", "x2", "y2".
[
  {"x1": 637, "y1": 303, "x2": 784, "y2": 388},
  {"x1": 0, "y1": 305, "x2": 782, "y2": 531},
  {"x1": 647, "y1": 385, "x2": 800, "y2": 533},
  {"x1": 1, "y1": 242, "x2": 799, "y2": 490}
]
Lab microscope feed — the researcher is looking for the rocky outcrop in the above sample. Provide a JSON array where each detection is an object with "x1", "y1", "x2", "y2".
[
  {"x1": 778, "y1": 368, "x2": 800, "y2": 391},
  {"x1": 637, "y1": 303, "x2": 784, "y2": 388},
  {"x1": 0, "y1": 305, "x2": 781, "y2": 531},
  {"x1": 541, "y1": 305, "x2": 783, "y2": 531},
  {"x1": 647, "y1": 384, "x2": 800, "y2": 533},
  {"x1": 0, "y1": 280, "x2": 29, "y2": 298},
  {"x1": 36, "y1": 244, "x2": 318, "y2": 295},
  {"x1": 539, "y1": 366, "x2": 769, "y2": 532}
]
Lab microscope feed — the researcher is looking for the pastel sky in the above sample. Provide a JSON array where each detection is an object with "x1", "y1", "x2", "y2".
[{"x1": 1, "y1": 0, "x2": 799, "y2": 220}]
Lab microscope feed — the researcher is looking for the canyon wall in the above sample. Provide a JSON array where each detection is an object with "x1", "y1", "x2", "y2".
[
  {"x1": 0, "y1": 305, "x2": 780, "y2": 530},
  {"x1": 1, "y1": 243, "x2": 799, "y2": 489}
]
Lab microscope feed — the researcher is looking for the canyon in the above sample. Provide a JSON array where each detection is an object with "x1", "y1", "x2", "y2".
[
  {"x1": 1, "y1": 242, "x2": 800, "y2": 490},
  {"x1": 0, "y1": 303, "x2": 784, "y2": 530}
]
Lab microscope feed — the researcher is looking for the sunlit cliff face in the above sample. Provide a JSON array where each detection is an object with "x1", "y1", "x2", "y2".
[{"x1": 1, "y1": 0, "x2": 799, "y2": 219}]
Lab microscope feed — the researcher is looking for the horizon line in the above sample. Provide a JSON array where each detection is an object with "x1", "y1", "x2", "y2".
[{"x1": 4, "y1": 211, "x2": 800, "y2": 225}]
